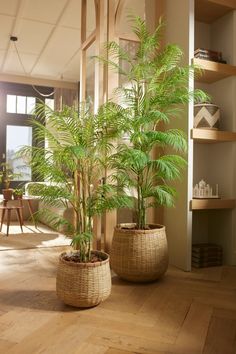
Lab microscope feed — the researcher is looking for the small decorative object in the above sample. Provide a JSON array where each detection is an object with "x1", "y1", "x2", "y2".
[
  {"x1": 193, "y1": 179, "x2": 219, "y2": 199},
  {"x1": 194, "y1": 103, "x2": 220, "y2": 130}
]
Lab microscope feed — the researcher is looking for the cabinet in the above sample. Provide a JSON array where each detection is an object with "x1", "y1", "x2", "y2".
[{"x1": 191, "y1": 0, "x2": 236, "y2": 266}]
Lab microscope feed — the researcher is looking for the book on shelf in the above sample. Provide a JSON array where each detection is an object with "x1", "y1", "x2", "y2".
[
  {"x1": 192, "y1": 243, "x2": 222, "y2": 252},
  {"x1": 194, "y1": 48, "x2": 226, "y2": 64},
  {"x1": 194, "y1": 48, "x2": 222, "y2": 58},
  {"x1": 194, "y1": 54, "x2": 227, "y2": 64}
]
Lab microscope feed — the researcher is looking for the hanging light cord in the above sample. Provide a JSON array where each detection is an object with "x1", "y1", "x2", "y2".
[{"x1": 12, "y1": 39, "x2": 55, "y2": 97}]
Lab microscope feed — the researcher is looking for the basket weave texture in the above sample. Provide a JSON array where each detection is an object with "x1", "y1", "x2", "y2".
[
  {"x1": 56, "y1": 250, "x2": 111, "y2": 307},
  {"x1": 111, "y1": 223, "x2": 168, "y2": 282}
]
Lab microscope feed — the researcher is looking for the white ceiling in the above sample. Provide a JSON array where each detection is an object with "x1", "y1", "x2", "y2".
[
  {"x1": 0, "y1": 0, "x2": 146, "y2": 87},
  {"x1": 0, "y1": 0, "x2": 96, "y2": 85}
]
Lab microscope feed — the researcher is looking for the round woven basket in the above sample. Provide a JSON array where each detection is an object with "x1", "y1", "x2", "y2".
[
  {"x1": 111, "y1": 223, "x2": 168, "y2": 282},
  {"x1": 56, "y1": 250, "x2": 111, "y2": 308}
]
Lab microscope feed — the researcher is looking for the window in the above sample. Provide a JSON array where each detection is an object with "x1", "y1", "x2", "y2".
[
  {"x1": 45, "y1": 98, "x2": 54, "y2": 110},
  {"x1": 6, "y1": 95, "x2": 36, "y2": 114},
  {"x1": 6, "y1": 125, "x2": 32, "y2": 181}
]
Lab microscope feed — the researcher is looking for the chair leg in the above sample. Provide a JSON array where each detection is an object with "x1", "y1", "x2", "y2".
[
  {"x1": 0, "y1": 209, "x2": 6, "y2": 233},
  {"x1": 6, "y1": 209, "x2": 11, "y2": 236}
]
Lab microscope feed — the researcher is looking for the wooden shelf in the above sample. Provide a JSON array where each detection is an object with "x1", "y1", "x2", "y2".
[
  {"x1": 195, "y1": 0, "x2": 236, "y2": 24},
  {"x1": 190, "y1": 199, "x2": 235, "y2": 210},
  {"x1": 194, "y1": 58, "x2": 236, "y2": 83},
  {"x1": 191, "y1": 129, "x2": 236, "y2": 143}
]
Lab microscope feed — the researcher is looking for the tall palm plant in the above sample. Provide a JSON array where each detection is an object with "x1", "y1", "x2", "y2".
[
  {"x1": 20, "y1": 102, "x2": 130, "y2": 261},
  {"x1": 99, "y1": 17, "x2": 208, "y2": 229}
]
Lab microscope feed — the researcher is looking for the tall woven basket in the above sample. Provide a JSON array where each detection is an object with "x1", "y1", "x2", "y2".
[
  {"x1": 56, "y1": 251, "x2": 111, "y2": 307},
  {"x1": 111, "y1": 224, "x2": 168, "y2": 282}
]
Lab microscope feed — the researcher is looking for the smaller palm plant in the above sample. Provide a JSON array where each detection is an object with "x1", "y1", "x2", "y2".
[
  {"x1": 19, "y1": 101, "x2": 132, "y2": 306},
  {"x1": 19, "y1": 102, "x2": 130, "y2": 262}
]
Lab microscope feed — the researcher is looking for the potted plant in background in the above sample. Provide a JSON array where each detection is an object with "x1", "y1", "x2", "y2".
[
  {"x1": 0, "y1": 163, "x2": 21, "y2": 200},
  {"x1": 19, "y1": 102, "x2": 131, "y2": 307},
  {"x1": 100, "y1": 17, "x2": 208, "y2": 282},
  {"x1": 13, "y1": 188, "x2": 24, "y2": 200}
]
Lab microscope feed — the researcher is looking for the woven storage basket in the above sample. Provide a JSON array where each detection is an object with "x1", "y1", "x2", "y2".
[
  {"x1": 56, "y1": 250, "x2": 111, "y2": 307},
  {"x1": 111, "y1": 223, "x2": 168, "y2": 282}
]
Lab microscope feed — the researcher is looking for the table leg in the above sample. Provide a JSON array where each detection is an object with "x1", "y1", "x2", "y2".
[
  {"x1": 6, "y1": 209, "x2": 11, "y2": 236},
  {"x1": 16, "y1": 208, "x2": 23, "y2": 233},
  {"x1": 27, "y1": 200, "x2": 37, "y2": 227},
  {"x1": 0, "y1": 208, "x2": 6, "y2": 232}
]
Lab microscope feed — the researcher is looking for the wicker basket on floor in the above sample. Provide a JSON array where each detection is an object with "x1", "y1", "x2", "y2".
[
  {"x1": 56, "y1": 250, "x2": 111, "y2": 308},
  {"x1": 111, "y1": 223, "x2": 168, "y2": 282}
]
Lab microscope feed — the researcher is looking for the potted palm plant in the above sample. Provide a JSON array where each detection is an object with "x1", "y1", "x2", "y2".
[
  {"x1": 100, "y1": 17, "x2": 208, "y2": 282},
  {"x1": 19, "y1": 102, "x2": 130, "y2": 307}
]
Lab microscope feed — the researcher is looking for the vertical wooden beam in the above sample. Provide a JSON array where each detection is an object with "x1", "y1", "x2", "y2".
[
  {"x1": 94, "y1": 0, "x2": 104, "y2": 111},
  {"x1": 92, "y1": 0, "x2": 105, "y2": 250},
  {"x1": 79, "y1": 0, "x2": 87, "y2": 102},
  {"x1": 145, "y1": 0, "x2": 166, "y2": 226},
  {"x1": 103, "y1": 0, "x2": 119, "y2": 252}
]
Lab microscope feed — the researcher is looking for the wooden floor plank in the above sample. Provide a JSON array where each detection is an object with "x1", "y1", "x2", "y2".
[
  {"x1": 203, "y1": 316, "x2": 236, "y2": 354},
  {"x1": 0, "y1": 338, "x2": 17, "y2": 352},
  {"x1": 5, "y1": 314, "x2": 94, "y2": 354},
  {"x1": 174, "y1": 301, "x2": 213, "y2": 354},
  {"x1": 220, "y1": 266, "x2": 236, "y2": 289},
  {"x1": 88, "y1": 329, "x2": 174, "y2": 354},
  {"x1": 105, "y1": 348, "x2": 142, "y2": 354},
  {"x1": 77, "y1": 311, "x2": 175, "y2": 344},
  {"x1": 0, "y1": 310, "x2": 57, "y2": 343},
  {"x1": 74, "y1": 342, "x2": 108, "y2": 354}
]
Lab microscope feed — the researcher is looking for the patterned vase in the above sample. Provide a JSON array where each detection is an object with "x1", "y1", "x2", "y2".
[{"x1": 194, "y1": 103, "x2": 220, "y2": 130}]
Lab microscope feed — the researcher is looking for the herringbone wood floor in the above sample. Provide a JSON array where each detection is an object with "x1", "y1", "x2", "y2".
[{"x1": 0, "y1": 244, "x2": 236, "y2": 354}]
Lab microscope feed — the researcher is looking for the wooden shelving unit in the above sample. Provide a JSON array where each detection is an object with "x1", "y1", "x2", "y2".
[
  {"x1": 191, "y1": 129, "x2": 236, "y2": 143},
  {"x1": 190, "y1": 199, "x2": 235, "y2": 210},
  {"x1": 195, "y1": 0, "x2": 236, "y2": 24},
  {"x1": 194, "y1": 58, "x2": 236, "y2": 83}
]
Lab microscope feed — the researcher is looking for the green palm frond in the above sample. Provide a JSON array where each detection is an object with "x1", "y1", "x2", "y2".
[
  {"x1": 149, "y1": 155, "x2": 187, "y2": 181},
  {"x1": 146, "y1": 185, "x2": 176, "y2": 207},
  {"x1": 18, "y1": 102, "x2": 130, "y2": 261}
]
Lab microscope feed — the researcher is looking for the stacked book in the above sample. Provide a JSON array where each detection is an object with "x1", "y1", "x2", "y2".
[
  {"x1": 192, "y1": 243, "x2": 223, "y2": 268},
  {"x1": 194, "y1": 48, "x2": 226, "y2": 64}
]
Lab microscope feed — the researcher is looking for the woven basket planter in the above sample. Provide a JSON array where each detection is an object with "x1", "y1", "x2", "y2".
[
  {"x1": 111, "y1": 223, "x2": 168, "y2": 282},
  {"x1": 56, "y1": 250, "x2": 111, "y2": 308}
]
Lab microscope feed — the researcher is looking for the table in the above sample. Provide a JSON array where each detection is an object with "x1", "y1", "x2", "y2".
[{"x1": 0, "y1": 196, "x2": 37, "y2": 235}]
